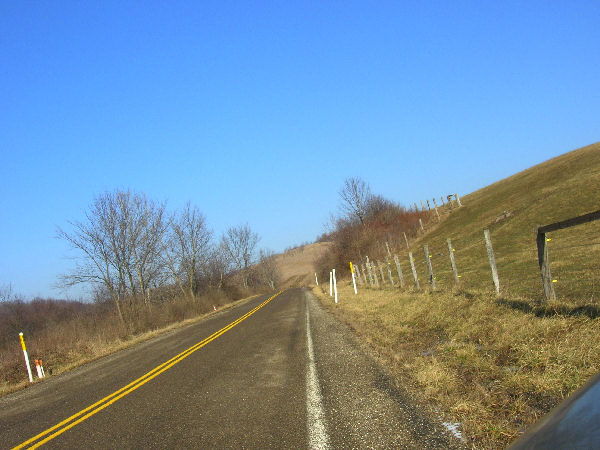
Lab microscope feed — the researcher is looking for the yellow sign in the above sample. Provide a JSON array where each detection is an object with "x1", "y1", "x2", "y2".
[{"x1": 349, "y1": 262, "x2": 354, "y2": 274}]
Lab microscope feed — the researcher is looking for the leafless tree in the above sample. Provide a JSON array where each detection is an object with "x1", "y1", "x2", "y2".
[
  {"x1": 57, "y1": 190, "x2": 167, "y2": 324},
  {"x1": 220, "y1": 224, "x2": 260, "y2": 288},
  {"x1": 256, "y1": 249, "x2": 281, "y2": 290},
  {"x1": 163, "y1": 202, "x2": 213, "y2": 300},
  {"x1": 339, "y1": 177, "x2": 373, "y2": 225},
  {"x1": 0, "y1": 283, "x2": 13, "y2": 303},
  {"x1": 204, "y1": 245, "x2": 232, "y2": 290}
]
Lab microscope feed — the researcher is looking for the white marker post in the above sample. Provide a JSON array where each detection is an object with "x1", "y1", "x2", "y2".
[
  {"x1": 35, "y1": 359, "x2": 43, "y2": 379},
  {"x1": 315, "y1": 273, "x2": 319, "y2": 286},
  {"x1": 332, "y1": 269, "x2": 338, "y2": 304},
  {"x1": 350, "y1": 262, "x2": 358, "y2": 294},
  {"x1": 329, "y1": 271, "x2": 333, "y2": 297},
  {"x1": 19, "y1": 332, "x2": 33, "y2": 383}
]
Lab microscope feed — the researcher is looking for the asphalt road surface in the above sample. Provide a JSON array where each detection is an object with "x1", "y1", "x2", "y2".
[{"x1": 0, "y1": 288, "x2": 462, "y2": 449}]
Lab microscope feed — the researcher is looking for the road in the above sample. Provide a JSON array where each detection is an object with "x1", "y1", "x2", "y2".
[{"x1": 0, "y1": 288, "x2": 462, "y2": 449}]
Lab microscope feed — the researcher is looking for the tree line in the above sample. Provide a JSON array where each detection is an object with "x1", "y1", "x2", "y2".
[
  {"x1": 57, "y1": 189, "x2": 280, "y2": 326},
  {"x1": 316, "y1": 177, "x2": 428, "y2": 279}
]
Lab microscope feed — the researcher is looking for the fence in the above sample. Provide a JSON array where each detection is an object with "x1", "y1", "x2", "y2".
[
  {"x1": 536, "y1": 209, "x2": 600, "y2": 302},
  {"x1": 345, "y1": 208, "x2": 600, "y2": 305}
]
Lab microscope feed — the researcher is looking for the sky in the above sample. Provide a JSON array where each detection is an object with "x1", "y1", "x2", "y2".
[{"x1": 1, "y1": 1, "x2": 599, "y2": 300}]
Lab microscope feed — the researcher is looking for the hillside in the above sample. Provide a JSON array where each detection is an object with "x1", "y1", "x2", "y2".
[
  {"x1": 398, "y1": 142, "x2": 600, "y2": 302},
  {"x1": 273, "y1": 242, "x2": 333, "y2": 287},
  {"x1": 311, "y1": 142, "x2": 600, "y2": 448}
]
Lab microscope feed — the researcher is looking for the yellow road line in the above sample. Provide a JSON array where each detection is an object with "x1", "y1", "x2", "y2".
[{"x1": 14, "y1": 291, "x2": 283, "y2": 449}]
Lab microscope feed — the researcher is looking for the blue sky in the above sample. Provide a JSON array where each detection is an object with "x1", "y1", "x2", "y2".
[{"x1": 1, "y1": 1, "x2": 599, "y2": 299}]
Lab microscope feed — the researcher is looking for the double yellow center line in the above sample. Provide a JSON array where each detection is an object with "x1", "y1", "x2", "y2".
[{"x1": 14, "y1": 291, "x2": 283, "y2": 449}]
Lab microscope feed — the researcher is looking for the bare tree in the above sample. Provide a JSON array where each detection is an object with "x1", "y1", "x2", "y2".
[
  {"x1": 0, "y1": 283, "x2": 13, "y2": 303},
  {"x1": 163, "y1": 202, "x2": 213, "y2": 300},
  {"x1": 125, "y1": 192, "x2": 168, "y2": 308},
  {"x1": 220, "y1": 224, "x2": 260, "y2": 288},
  {"x1": 205, "y1": 245, "x2": 232, "y2": 290},
  {"x1": 57, "y1": 190, "x2": 167, "y2": 324},
  {"x1": 339, "y1": 177, "x2": 373, "y2": 225},
  {"x1": 256, "y1": 249, "x2": 281, "y2": 290}
]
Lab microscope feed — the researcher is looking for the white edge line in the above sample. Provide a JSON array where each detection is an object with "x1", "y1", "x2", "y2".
[{"x1": 306, "y1": 297, "x2": 330, "y2": 450}]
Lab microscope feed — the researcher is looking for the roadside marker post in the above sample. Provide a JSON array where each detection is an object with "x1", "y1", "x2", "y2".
[
  {"x1": 329, "y1": 271, "x2": 333, "y2": 297},
  {"x1": 34, "y1": 359, "x2": 45, "y2": 379},
  {"x1": 350, "y1": 262, "x2": 357, "y2": 294},
  {"x1": 332, "y1": 269, "x2": 338, "y2": 303},
  {"x1": 315, "y1": 273, "x2": 318, "y2": 286},
  {"x1": 19, "y1": 332, "x2": 34, "y2": 383}
]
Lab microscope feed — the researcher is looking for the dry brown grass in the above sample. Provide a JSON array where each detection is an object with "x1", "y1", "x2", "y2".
[
  {"x1": 273, "y1": 242, "x2": 333, "y2": 287},
  {"x1": 312, "y1": 280, "x2": 600, "y2": 448},
  {"x1": 397, "y1": 142, "x2": 600, "y2": 303},
  {"x1": 0, "y1": 294, "x2": 259, "y2": 398},
  {"x1": 309, "y1": 142, "x2": 600, "y2": 447}
]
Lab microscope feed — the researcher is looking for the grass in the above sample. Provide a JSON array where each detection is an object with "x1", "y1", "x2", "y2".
[
  {"x1": 0, "y1": 294, "x2": 259, "y2": 398},
  {"x1": 310, "y1": 142, "x2": 600, "y2": 447},
  {"x1": 390, "y1": 142, "x2": 600, "y2": 303},
  {"x1": 313, "y1": 282, "x2": 600, "y2": 448}
]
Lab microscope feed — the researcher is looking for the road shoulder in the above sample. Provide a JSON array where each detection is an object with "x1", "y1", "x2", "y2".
[{"x1": 305, "y1": 288, "x2": 465, "y2": 448}]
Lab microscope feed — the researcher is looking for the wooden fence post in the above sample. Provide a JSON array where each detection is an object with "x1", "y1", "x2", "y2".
[
  {"x1": 424, "y1": 245, "x2": 436, "y2": 289},
  {"x1": 361, "y1": 263, "x2": 368, "y2": 285},
  {"x1": 403, "y1": 232, "x2": 409, "y2": 249},
  {"x1": 393, "y1": 254, "x2": 405, "y2": 288},
  {"x1": 421, "y1": 200, "x2": 426, "y2": 211},
  {"x1": 414, "y1": 202, "x2": 418, "y2": 212},
  {"x1": 378, "y1": 261, "x2": 386, "y2": 286},
  {"x1": 372, "y1": 262, "x2": 380, "y2": 287},
  {"x1": 419, "y1": 218, "x2": 424, "y2": 233},
  {"x1": 441, "y1": 196, "x2": 445, "y2": 206},
  {"x1": 385, "y1": 241, "x2": 392, "y2": 257},
  {"x1": 354, "y1": 264, "x2": 363, "y2": 285},
  {"x1": 385, "y1": 257, "x2": 394, "y2": 286},
  {"x1": 432, "y1": 198, "x2": 440, "y2": 222},
  {"x1": 455, "y1": 193, "x2": 462, "y2": 207},
  {"x1": 409, "y1": 252, "x2": 420, "y2": 289},
  {"x1": 536, "y1": 226, "x2": 556, "y2": 301},
  {"x1": 447, "y1": 238, "x2": 459, "y2": 284},
  {"x1": 366, "y1": 257, "x2": 374, "y2": 286},
  {"x1": 484, "y1": 229, "x2": 500, "y2": 295},
  {"x1": 426, "y1": 199, "x2": 431, "y2": 210}
]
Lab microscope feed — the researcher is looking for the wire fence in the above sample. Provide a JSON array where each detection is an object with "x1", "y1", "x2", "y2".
[{"x1": 350, "y1": 208, "x2": 600, "y2": 307}]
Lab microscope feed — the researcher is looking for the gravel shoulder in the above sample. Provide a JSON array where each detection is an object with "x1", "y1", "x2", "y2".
[{"x1": 306, "y1": 288, "x2": 465, "y2": 449}]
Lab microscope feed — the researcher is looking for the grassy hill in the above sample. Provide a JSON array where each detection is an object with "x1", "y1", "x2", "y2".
[
  {"x1": 382, "y1": 141, "x2": 600, "y2": 303},
  {"x1": 311, "y1": 142, "x2": 600, "y2": 448},
  {"x1": 272, "y1": 242, "x2": 332, "y2": 288}
]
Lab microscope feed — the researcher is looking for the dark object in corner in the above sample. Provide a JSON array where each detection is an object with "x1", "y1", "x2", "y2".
[{"x1": 509, "y1": 371, "x2": 600, "y2": 449}]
